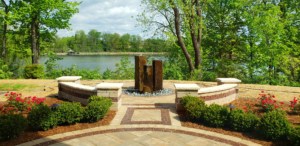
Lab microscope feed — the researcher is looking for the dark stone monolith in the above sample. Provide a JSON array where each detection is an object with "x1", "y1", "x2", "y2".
[
  {"x1": 135, "y1": 56, "x2": 146, "y2": 92},
  {"x1": 143, "y1": 65, "x2": 153, "y2": 93},
  {"x1": 153, "y1": 60, "x2": 163, "y2": 91}
]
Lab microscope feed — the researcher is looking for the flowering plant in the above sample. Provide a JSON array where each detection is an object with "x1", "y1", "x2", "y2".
[
  {"x1": 290, "y1": 97, "x2": 299, "y2": 114},
  {"x1": 0, "y1": 92, "x2": 46, "y2": 114},
  {"x1": 257, "y1": 91, "x2": 284, "y2": 112}
]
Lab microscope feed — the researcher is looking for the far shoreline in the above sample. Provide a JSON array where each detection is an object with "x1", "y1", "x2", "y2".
[{"x1": 55, "y1": 52, "x2": 168, "y2": 56}]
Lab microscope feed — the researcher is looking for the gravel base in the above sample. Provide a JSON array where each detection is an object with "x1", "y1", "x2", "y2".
[{"x1": 123, "y1": 88, "x2": 173, "y2": 97}]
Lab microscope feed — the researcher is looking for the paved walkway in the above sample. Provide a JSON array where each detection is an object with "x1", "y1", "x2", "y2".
[{"x1": 17, "y1": 81, "x2": 261, "y2": 146}]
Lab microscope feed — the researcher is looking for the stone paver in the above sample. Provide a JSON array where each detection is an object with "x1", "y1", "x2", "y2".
[{"x1": 17, "y1": 80, "x2": 261, "y2": 146}]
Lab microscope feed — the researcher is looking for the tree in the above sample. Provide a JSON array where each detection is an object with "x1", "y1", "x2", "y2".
[
  {"x1": 0, "y1": 0, "x2": 9, "y2": 59},
  {"x1": 87, "y1": 29, "x2": 102, "y2": 52},
  {"x1": 139, "y1": 0, "x2": 203, "y2": 73},
  {"x1": 10, "y1": 0, "x2": 79, "y2": 64}
]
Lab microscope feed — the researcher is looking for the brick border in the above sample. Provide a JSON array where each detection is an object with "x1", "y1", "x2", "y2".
[
  {"x1": 200, "y1": 88, "x2": 238, "y2": 101},
  {"x1": 34, "y1": 127, "x2": 247, "y2": 146},
  {"x1": 121, "y1": 107, "x2": 171, "y2": 125}
]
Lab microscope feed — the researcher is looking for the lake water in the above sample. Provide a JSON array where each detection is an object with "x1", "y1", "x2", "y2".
[{"x1": 40, "y1": 55, "x2": 166, "y2": 73}]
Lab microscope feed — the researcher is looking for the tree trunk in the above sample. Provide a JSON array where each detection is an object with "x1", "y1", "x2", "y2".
[
  {"x1": 172, "y1": 3, "x2": 195, "y2": 72},
  {"x1": 1, "y1": 0, "x2": 8, "y2": 59},
  {"x1": 31, "y1": 15, "x2": 39, "y2": 64}
]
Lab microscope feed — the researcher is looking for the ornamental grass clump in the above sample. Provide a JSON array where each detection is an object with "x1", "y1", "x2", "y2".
[
  {"x1": 181, "y1": 95, "x2": 206, "y2": 121},
  {"x1": 227, "y1": 109, "x2": 259, "y2": 132},
  {"x1": 202, "y1": 104, "x2": 229, "y2": 128},
  {"x1": 258, "y1": 110, "x2": 291, "y2": 140}
]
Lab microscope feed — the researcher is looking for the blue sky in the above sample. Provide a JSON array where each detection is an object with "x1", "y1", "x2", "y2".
[{"x1": 57, "y1": 0, "x2": 143, "y2": 37}]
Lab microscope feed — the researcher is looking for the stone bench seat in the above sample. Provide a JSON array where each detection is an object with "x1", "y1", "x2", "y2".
[
  {"x1": 57, "y1": 76, "x2": 123, "y2": 111},
  {"x1": 60, "y1": 82, "x2": 96, "y2": 92},
  {"x1": 174, "y1": 78, "x2": 240, "y2": 112}
]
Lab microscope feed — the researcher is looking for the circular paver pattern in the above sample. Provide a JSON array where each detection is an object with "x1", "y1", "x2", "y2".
[{"x1": 18, "y1": 126, "x2": 260, "y2": 146}]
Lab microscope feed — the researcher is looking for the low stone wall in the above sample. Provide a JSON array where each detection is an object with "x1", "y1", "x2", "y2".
[
  {"x1": 56, "y1": 76, "x2": 123, "y2": 111},
  {"x1": 174, "y1": 78, "x2": 241, "y2": 112}
]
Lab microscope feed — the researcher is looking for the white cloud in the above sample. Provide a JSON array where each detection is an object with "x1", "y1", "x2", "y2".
[{"x1": 57, "y1": 0, "x2": 144, "y2": 37}]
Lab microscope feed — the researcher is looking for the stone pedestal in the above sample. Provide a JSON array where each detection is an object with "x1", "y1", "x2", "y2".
[
  {"x1": 96, "y1": 83, "x2": 123, "y2": 111},
  {"x1": 174, "y1": 83, "x2": 200, "y2": 112}
]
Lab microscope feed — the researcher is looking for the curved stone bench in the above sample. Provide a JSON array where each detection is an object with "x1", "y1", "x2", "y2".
[
  {"x1": 57, "y1": 76, "x2": 123, "y2": 111},
  {"x1": 174, "y1": 78, "x2": 241, "y2": 112}
]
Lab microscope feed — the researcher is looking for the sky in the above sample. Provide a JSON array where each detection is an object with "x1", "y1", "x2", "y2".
[{"x1": 57, "y1": 0, "x2": 144, "y2": 37}]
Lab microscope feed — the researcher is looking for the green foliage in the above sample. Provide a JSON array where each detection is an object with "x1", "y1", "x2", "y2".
[
  {"x1": 0, "y1": 61, "x2": 13, "y2": 79},
  {"x1": 181, "y1": 95, "x2": 206, "y2": 120},
  {"x1": 202, "y1": 104, "x2": 229, "y2": 128},
  {"x1": 227, "y1": 109, "x2": 259, "y2": 132},
  {"x1": 24, "y1": 64, "x2": 44, "y2": 79},
  {"x1": 258, "y1": 110, "x2": 291, "y2": 140},
  {"x1": 0, "y1": 114, "x2": 27, "y2": 140},
  {"x1": 83, "y1": 96, "x2": 112, "y2": 123},
  {"x1": 288, "y1": 127, "x2": 300, "y2": 146},
  {"x1": 112, "y1": 57, "x2": 134, "y2": 79},
  {"x1": 102, "y1": 57, "x2": 134, "y2": 79},
  {"x1": 53, "y1": 102, "x2": 84, "y2": 125},
  {"x1": 28, "y1": 104, "x2": 58, "y2": 131},
  {"x1": 44, "y1": 52, "x2": 62, "y2": 76},
  {"x1": 45, "y1": 65, "x2": 102, "y2": 79}
]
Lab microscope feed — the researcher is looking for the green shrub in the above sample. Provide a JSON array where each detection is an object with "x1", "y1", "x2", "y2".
[
  {"x1": 288, "y1": 127, "x2": 300, "y2": 146},
  {"x1": 83, "y1": 96, "x2": 112, "y2": 123},
  {"x1": 227, "y1": 109, "x2": 259, "y2": 132},
  {"x1": 24, "y1": 64, "x2": 44, "y2": 79},
  {"x1": 28, "y1": 104, "x2": 58, "y2": 131},
  {"x1": 54, "y1": 102, "x2": 84, "y2": 125},
  {"x1": 181, "y1": 95, "x2": 206, "y2": 120},
  {"x1": 258, "y1": 110, "x2": 291, "y2": 140},
  {"x1": 203, "y1": 104, "x2": 229, "y2": 127},
  {"x1": 0, "y1": 114, "x2": 27, "y2": 140}
]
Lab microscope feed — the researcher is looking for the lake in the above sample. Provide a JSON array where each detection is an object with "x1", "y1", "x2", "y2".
[{"x1": 40, "y1": 55, "x2": 166, "y2": 73}]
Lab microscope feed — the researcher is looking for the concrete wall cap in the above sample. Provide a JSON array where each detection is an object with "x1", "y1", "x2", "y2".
[
  {"x1": 56, "y1": 76, "x2": 82, "y2": 81},
  {"x1": 198, "y1": 84, "x2": 237, "y2": 94},
  {"x1": 174, "y1": 83, "x2": 200, "y2": 90},
  {"x1": 216, "y1": 78, "x2": 241, "y2": 83},
  {"x1": 96, "y1": 83, "x2": 124, "y2": 89},
  {"x1": 59, "y1": 82, "x2": 96, "y2": 91}
]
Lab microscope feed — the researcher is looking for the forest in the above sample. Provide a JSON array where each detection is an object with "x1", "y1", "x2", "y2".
[
  {"x1": 0, "y1": 0, "x2": 299, "y2": 86},
  {"x1": 52, "y1": 30, "x2": 172, "y2": 53}
]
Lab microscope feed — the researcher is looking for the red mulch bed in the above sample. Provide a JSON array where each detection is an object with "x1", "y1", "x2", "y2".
[
  {"x1": 180, "y1": 97, "x2": 300, "y2": 146},
  {"x1": 0, "y1": 97, "x2": 116, "y2": 146}
]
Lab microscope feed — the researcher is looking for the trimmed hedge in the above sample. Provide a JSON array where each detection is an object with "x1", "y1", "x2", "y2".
[
  {"x1": 24, "y1": 64, "x2": 44, "y2": 79},
  {"x1": 0, "y1": 114, "x2": 27, "y2": 140},
  {"x1": 181, "y1": 95, "x2": 206, "y2": 120},
  {"x1": 28, "y1": 104, "x2": 58, "y2": 131},
  {"x1": 258, "y1": 110, "x2": 291, "y2": 140},
  {"x1": 203, "y1": 104, "x2": 229, "y2": 127},
  {"x1": 227, "y1": 109, "x2": 259, "y2": 132},
  {"x1": 54, "y1": 102, "x2": 84, "y2": 125},
  {"x1": 83, "y1": 96, "x2": 112, "y2": 123}
]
